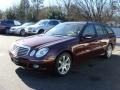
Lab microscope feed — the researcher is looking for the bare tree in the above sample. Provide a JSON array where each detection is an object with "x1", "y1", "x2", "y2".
[
  {"x1": 0, "y1": 10, "x2": 3, "y2": 19},
  {"x1": 75, "y1": 0, "x2": 115, "y2": 23},
  {"x1": 20, "y1": 0, "x2": 30, "y2": 21},
  {"x1": 65, "y1": 4, "x2": 84, "y2": 21},
  {"x1": 31, "y1": 0, "x2": 44, "y2": 20},
  {"x1": 56, "y1": 0, "x2": 73, "y2": 19}
]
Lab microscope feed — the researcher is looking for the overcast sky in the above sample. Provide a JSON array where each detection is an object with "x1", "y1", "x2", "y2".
[{"x1": 0, "y1": 0, "x2": 57, "y2": 11}]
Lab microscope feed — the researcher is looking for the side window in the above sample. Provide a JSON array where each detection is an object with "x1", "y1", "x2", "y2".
[
  {"x1": 95, "y1": 25, "x2": 105, "y2": 36},
  {"x1": 82, "y1": 24, "x2": 96, "y2": 37},
  {"x1": 49, "y1": 21, "x2": 59, "y2": 25},
  {"x1": 105, "y1": 26, "x2": 114, "y2": 34}
]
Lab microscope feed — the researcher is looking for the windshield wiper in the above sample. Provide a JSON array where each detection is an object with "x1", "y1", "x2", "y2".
[{"x1": 52, "y1": 34, "x2": 68, "y2": 37}]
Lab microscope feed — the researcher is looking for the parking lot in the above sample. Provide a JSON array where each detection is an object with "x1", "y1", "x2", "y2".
[{"x1": 0, "y1": 35, "x2": 120, "y2": 90}]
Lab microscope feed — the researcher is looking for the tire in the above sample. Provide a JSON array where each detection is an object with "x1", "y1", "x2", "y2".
[
  {"x1": 54, "y1": 53, "x2": 72, "y2": 76},
  {"x1": 38, "y1": 29, "x2": 44, "y2": 34},
  {"x1": 20, "y1": 29, "x2": 26, "y2": 36},
  {"x1": 104, "y1": 44, "x2": 113, "y2": 59},
  {"x1": 5, "y1": 29, "x2": 9, "y2": 34}
]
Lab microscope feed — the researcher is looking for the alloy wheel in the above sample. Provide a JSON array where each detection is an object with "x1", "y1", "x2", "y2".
[
  {"x1": 55, "y1": 53, "x2": 72, "y2": 76},
  {"x1": 106, "y1": 45, "x2": 112, "y2": 58},
  {"x1": 20, "y1": 30, "x2": 25, "y2": 36}
]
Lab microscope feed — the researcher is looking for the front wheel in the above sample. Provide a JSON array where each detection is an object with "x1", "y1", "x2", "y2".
[
  {"x1": 20, "y1": 30, "x2": 26, "y2": 36},
  {"x1": 104, "y1": 44, "x2": 113, "y2": 59},
  {"x1": 38, "y1": 29, "x2": 44, "y2": 34},
  {"x1": 54, "y1": 53, "x2": 72, "y2": 76}
]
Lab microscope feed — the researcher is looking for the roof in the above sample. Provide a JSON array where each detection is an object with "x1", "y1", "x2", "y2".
[
  {"x1": 63, "y1": 21, "x2": 87, "y2": 25},
  {"x1": 63, "y1": 21, "x2": 103, "y2": 25}
]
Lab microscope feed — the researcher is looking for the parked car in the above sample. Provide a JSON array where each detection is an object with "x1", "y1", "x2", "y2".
[
  {"x1": 9, "y1": 22, "x2": 34, "y2": 36},
  {"x1": 9, "y1": 21, "x2": 116, "y2": 76},
  {"x1": 0, "y1": 20, "x2": 21, "y2": 34},
  {"x1": 25, "y1": 19, "x2": 62, "y2": 35}
]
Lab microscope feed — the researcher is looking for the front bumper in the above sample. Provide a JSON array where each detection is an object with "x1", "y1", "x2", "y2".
[
  {"x1": 9, "y1": 52, "x2": 55, "y2": 70},
  {"x1": 25, "y1": 29, "x2": 38, "y2": 34}
]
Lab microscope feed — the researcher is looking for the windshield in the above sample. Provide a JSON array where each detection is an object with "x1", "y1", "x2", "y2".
[
  {"x1": 45, "y1": 23, "x2": 84, "y2": 37},
  {"x1": 35, "y1": 20, "x2": 49, "y2": 26}
]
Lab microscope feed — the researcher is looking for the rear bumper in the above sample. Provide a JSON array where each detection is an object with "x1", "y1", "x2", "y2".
[{"x1": 26, "y1": 32, "x2": 37, "y2": 35}]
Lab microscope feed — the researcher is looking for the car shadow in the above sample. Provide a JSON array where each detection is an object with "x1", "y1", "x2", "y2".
[{"x1": 15, "y1": 54, "x2": 120, "y2": 90}]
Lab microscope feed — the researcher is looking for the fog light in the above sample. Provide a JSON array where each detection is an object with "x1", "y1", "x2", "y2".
[{"x1": 33, "y1": 64, "x2": 39, "y2": 69}]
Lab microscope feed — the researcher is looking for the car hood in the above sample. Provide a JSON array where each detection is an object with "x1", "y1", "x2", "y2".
[{"x1": 16, "y1": 35, "x2": 76, "y2": 48}]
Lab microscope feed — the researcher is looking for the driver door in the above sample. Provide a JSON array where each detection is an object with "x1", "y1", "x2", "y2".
[{"x1": 75, "y1": 24, "x2": 99, "y2": 57}]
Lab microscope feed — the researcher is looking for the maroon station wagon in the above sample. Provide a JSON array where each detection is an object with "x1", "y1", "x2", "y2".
[{"x1": 9, "y1": 22, "x2": 116, "y2": 76}]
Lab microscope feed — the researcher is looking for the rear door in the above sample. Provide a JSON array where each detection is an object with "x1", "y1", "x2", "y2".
[{"x1": 94, "y1": 24, "x2": 109, "y2": 54}]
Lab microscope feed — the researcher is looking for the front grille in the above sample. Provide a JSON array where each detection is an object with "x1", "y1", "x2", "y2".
[
  {"x1": 28, "y1": 28, "x2": 32, "y2": 31},
  {"x1": 12, "y1": 44, "x2": 30, "y2": 56},
  {"x1": 12, "y1": 28, "x2": 15, "y2": 30}
]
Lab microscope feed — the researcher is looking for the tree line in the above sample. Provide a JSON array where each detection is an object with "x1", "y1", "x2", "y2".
[{"x1": 0, "y1": 0, "x2": 120, "y2": 24}]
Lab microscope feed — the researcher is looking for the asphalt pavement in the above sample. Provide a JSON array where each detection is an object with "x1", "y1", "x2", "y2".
[{"x1": 0, "y1": 35, "x2": 120, "y2": 90}]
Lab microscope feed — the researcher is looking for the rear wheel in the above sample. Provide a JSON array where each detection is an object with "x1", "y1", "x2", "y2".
[
  {"x1": 20, "y1": 29, "x2": 26, "y2": 36},
  {"x1": 54, "y1": 53, "x2": 72, "y2": 76},
  {"x1": 104, "y1": 44, "x2": 112, "y2": 59}
]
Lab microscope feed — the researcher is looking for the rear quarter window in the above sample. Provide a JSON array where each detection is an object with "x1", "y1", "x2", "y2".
[{"x1": 105, "y1": 26, "x2": 114, "y2": 34}]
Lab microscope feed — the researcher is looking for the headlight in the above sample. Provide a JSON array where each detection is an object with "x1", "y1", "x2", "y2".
[
  {"x1": 30, "y1": 50, "x2": 36, "y2": 57},
  {"x1": 28, "y1": 27, "x2": 34, "y2": 30},
  {"x1": 35, "y1": 48, "x2": 49, "y2": 58},
  {"x1": 17, "y1": 28, "x2": 22, "y2": 30}
]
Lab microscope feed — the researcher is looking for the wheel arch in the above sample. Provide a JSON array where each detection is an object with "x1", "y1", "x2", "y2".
[
  {"x1": 38, "y1": 29, "x2": 44, "y2": 34},
  {"x1": 55, "y1": 50, "x2": 74, "y2": 62},
  {"x1": 20, "y1": 29, "x2": 25, "y2": 32}
]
